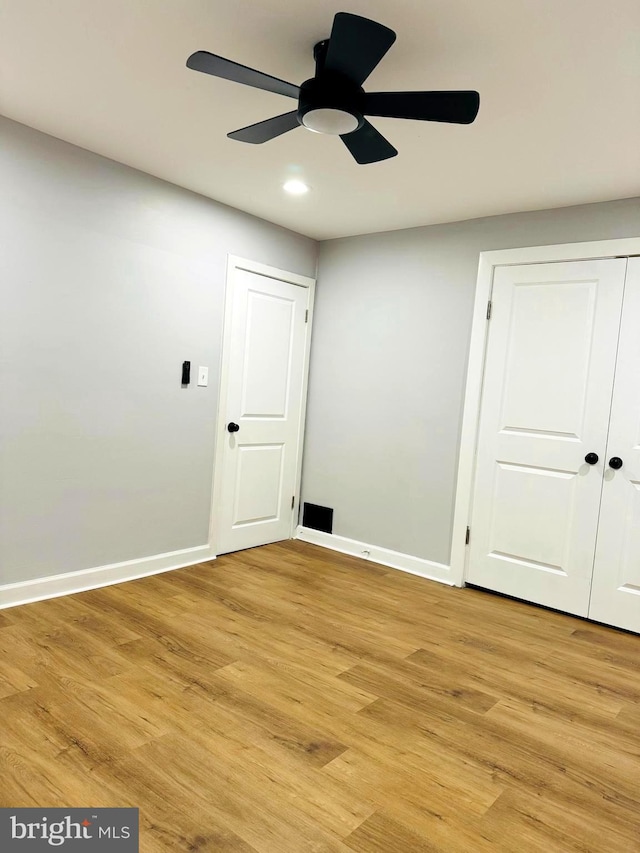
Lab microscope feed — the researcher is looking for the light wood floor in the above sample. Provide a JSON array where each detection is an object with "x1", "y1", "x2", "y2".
[{"x1": 1, "y1": 541, "x2": 639, "y2": 852}]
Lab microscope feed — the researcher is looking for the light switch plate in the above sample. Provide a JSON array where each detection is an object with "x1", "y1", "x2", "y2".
[{"x1": 197, "y1": 366, "x2": 209, "y2": 387}]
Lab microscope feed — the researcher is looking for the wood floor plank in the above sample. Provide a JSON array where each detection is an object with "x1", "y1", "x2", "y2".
[
  {"x1": 1, "y1": 539, "x2": 639, "y2": 851},
  {"x1": 479, "y1": 788, "x2": 640, "y2": 853},
  {"x1": 360, "y1": 696, "x2": 640, "y2": 838},
  {"x1": 322, "y1": 743, "x2": 502, "y2": 820},
  {"x1": 122, "y1": 733, "x2": 355, "y2": 852},
  {"x1": 338, "y1": 659, "x2": 500, "y2": 715},
  {"x1": 344, "y1": 811, "x2": 440, "y2": 853},
  {"x1": 211, "y1": 687, "x2": 350, "y2": 769},
  {"x1": 405, "y1": 643, "x2": 625, "y2": 718}
]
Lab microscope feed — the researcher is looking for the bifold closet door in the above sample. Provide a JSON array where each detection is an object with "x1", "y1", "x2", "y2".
[
  {"x1": 467, "y1": 259, "x2": 627, "y2": 616},
  {"x1": 589, "y1": 258, "x2": 640, "y2": 633}
]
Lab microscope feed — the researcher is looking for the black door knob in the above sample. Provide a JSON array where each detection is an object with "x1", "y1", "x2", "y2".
[
  {"x1": 227, "y1": 422, "x2": 240, "y2": 433},
  {"x1": 585, "y1": 453, "x2": 599, "y2": 465},
  {"x1": 608, "y1": 456, "x2": 623, "y2": 470}
]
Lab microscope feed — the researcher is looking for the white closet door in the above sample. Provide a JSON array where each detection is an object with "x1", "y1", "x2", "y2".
[
  {"x1": 589, "y1": 258, "x2": 640, "y2": 632},
  {"x1": 467, "y1": 259, "x2": 627, "y2": 616}
]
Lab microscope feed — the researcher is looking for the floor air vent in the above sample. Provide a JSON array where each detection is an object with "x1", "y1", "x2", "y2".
[{"x1": 302, "y1": 502, "x2": 333, "y2": 534}]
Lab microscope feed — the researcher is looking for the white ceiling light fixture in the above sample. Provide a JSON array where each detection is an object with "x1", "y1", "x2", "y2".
[
  {"x1": 301, "y1": 108, "x2": 359, "y2": 136},
  {"x1": 283, "y1": 179, "x2": 310, "y2": 195}
]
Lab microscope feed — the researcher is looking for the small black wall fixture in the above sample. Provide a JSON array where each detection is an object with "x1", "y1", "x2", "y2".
[{"x1": 181, "y1": 361, "x2": 191, "y2": 386}]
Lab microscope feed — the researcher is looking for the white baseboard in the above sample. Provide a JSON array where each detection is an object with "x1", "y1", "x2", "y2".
[
  {"x1": 294, "y1": 526, "x2": 455, "y2": 586},
  {"x1": 0, "y1": 545, "x2": 214, "y2": 610}
]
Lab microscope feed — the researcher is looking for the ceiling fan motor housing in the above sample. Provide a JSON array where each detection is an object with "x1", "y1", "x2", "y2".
[{"x1": 297, "y1": 42, "x2": 365, "y2": 135}]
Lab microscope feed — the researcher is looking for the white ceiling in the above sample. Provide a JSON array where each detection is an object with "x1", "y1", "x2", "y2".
[{"x1": 1, "y1": 0, "x2": 639, "y2": 240}]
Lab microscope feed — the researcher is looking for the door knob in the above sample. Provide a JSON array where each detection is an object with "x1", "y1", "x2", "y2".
[
  {"x1": 227, "y1": 422, "x2": 240, "y2": 433},
  {"x1": 584, "y1": 453, "x2": 599, "y2": 465},
  {"x1": 608, "y1": 456, "x2": 623, "y2": 470}
]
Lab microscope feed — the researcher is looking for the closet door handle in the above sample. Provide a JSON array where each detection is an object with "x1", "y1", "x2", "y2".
[
  {"x1": 584, "y1": 453, "x2": 599, "y2": 465},
  {"x1": 608, "y1": 456, "x2": 623, "y2": 470},
  {"x1": 227, "y1": 422, "x2": 240, "y2": 433}
]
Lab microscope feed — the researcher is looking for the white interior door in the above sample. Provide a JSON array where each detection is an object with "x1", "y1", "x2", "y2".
[
  {"x1": 467, "y1": 259, "x2": 627, "y2": 615},
  {"x1": 589, "y1": 258, "x2": 640, "y2": 632},
  {"x1": 214, "y1": 262, "x2": 312, "y2": 555}
]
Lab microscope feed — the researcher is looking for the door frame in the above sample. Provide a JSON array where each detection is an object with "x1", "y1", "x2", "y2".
[
  {"x1": 450, "y1": 237, "x2": 640, "y2": 588},
  {"x1": 208, "y1": 255, "x2": 316, "y2": 557}
]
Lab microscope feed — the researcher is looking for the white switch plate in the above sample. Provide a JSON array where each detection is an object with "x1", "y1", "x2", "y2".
[{"x1": 197, "y1": 366, "x2": 209, "y2": 387}]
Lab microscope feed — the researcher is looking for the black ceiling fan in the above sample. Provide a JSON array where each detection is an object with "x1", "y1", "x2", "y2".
[{"x1": 186, "y1": 12, "x2": 479, "y2": 164}]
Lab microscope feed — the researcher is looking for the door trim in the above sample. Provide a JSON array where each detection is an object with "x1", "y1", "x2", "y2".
[
  {"x1": 208, "y1": 255, "x2": 316, "y2": 557},
  {"x1": 450, "y1": 237, "x2": 640, "y2": 587}
]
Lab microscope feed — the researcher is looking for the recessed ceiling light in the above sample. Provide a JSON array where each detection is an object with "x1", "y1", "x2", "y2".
[{"x1": 283, "y1": 179, "x2": 309, "y2": 195}]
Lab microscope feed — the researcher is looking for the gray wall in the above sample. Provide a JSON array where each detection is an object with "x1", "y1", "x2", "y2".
[
  {"x1": 2, "y1": 114, "x2": 638, "y2": 588},
  {"x1": 302, "y1": 198, "x2": 640, "y2": 566},
  {"x1": 0, "y1": 117, "x2": 317, "y2": 585}
]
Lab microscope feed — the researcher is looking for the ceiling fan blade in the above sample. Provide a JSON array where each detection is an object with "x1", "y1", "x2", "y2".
[
  {"x1": 227, "y1": 111, "x2": 300, "y2": 144},
  {"x1": 341, "y1": 120, "x2": 398, "y2": 164},
  {"x1": 324, "y1": 13, "x2": 396, "y2": 86},
  {"x1": 187, "y1": 51, "x2": 300, "y2": 99},
  {"x1": 364, "y1": 91, "x2": 480, "y2": 124}
]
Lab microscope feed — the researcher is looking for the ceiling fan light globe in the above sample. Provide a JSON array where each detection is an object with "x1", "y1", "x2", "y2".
[{"x1": 301, "y1": 108, "x2": 360, "y2": 135}]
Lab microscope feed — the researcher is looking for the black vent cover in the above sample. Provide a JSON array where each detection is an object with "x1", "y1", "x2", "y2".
[{"x1": 302, "y1": 502, "x2": 333, "y2": 534}]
